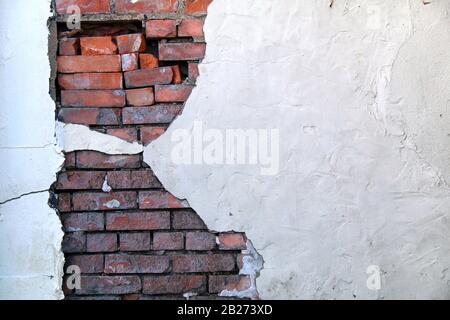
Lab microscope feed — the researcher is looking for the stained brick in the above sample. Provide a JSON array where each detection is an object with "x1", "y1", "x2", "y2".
[
  {"x1": 58, "y1": 108, "x2": 120, "y2": 125},
  {"x1": 76, "y1": 151, "x2": 141, "y2": 169},
  {"x1": 145, "y1": 20, "x2": 177, "y2": 38},
  {"x1": 143, "y1": 275, "x2": 206, "y2": 295},
  {"x1": 59, "y1": 38, "x2": 79, "y2": 56},
  {"x1": 58, "y1": 73, "x2": 123, "y2": 90},
  {"x1": 159, "y1": 43, "x2": 206, "y2": 61},
  {"x1": 57, "y1": 55, "x2": 121, "y2": 73},
  {"x1": 72, "y1": 191, "x2": 137, "y2": 211},
  {"x1": 80, "y1": 36, "x2": 117, "y2": 55},
  {"x1": 126, "y1": 88, "x2": 155, "y2": 106},
  {"x1": 66, "y1": 255, "x2": 104, "y2": 274},
  {"x1": 184, "y1": 0, "x2": 213, "y2": 15},
  {"x1": 115, "y1": 33, "x2": 146, "y2": 54},
  {"x1": 56, "y1": 171, "x2": 105, "y2": 190},
  {"x1": 64, "y1": 152, "x2": 76, "y2": 168},
  {"x1": 188, "y1": 62, "x2": 200, "y2": 80},
  {"x1": 62, "y1": 232, "x2": 85, "y2": 253},
  {"x1": 172, "y1": 210, "x2": 206, "y2": 230},
  {"x1": 122, "y1": 105, "x2": 182, "y2": 124},
  {"x1": 140, "y1": 53, "x2": 159, "y2": 69},
  {"x1": 121, "y1": 53, "x2": 139, "y2": 72},
  {"x1": 209, "y1": 275, "x2": 251, "y2": 294},
  {"x1": 124, "y1": 67, "x2": 173, "y2": 88},
  {"x1": 155, "y1": 85, "x2": 193, "y2": 102},
  {"x1": 106, "y1": 128, "x2": 138, "y2": 143},
  {"x1": 115, "y1": 0, "x2": 178, "y2": 14},
  {"x1": 139, "y1": 190, "x2": 188, "y2": 209},
  {"x1": 58, "y1": 193, "x2": 72, "y2": 212},
  {"x1": 172, "y1": 254, "x2": 236, "y2": 273},
  {"x1": 140, "y1": 126, "x2": 166, "y2": 145},
  {"x1": 186, "y1": 232, "x2": 216, "y2": 250},
  {"x1": 120, "y1": 233, "x2": 151, "y2": 251},
  {"x1": 178, "y1": 19, "x2": 205, "y2": 37},
  {"x1": 107, "y1": 170, "x2": 162, "y2": 189},
  {"x1": 76, "y1": 276, "x2": 141, "y2": 295},
  {"x1": 106, "y1": 211, "x2": 170, "y2": 231},
  {"x1": 218, "y1": 233, "x2": 247, "y2": 250},
  {"x1": 153, "y1": 232, "x2": 184, "y2": 250},
  {"x1": 105, "y1": 254, "x2": 170, "y2": 273},
  {"x1": 55, "y1": 0, "x2": 111, "y2": 14},
  {"x1": 61, "y1": 90, "x2": 126, "y2": 108},
  {"x1": 62, "y1": 212, "x2": 104, "y2": 232},
  {"x1": 87, "y1": 233, "x2": 118, "y2": 252}
]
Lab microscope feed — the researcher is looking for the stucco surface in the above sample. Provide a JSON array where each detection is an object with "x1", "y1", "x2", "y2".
[{"x1": 145, "y1": 0, "x2": 450, "y2": 299}]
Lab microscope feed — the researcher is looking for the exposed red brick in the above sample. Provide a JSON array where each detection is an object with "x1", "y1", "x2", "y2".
[
  {"x1": 139, "y1": 190, "x2": 188, "y2": 209},
  {"x1": 121, "y1": 53, "x2": 139, "y2": 72},
  {"x1": 80, "y1": 36, "x2": 117, "y2": 55},
  {"x1": 126, "y1": 88, "x2": 155, "y2": 106},
  {"x1": 76, "y1": 276, "x2": 141, "y2": 295},
  {"x1": 185, "y1": 232, "x2": 216, "y2": 250},
  {"x1": 143, "y1": 275, "x2": 206, "y2": 295},
  {"x1": 209, "y1": 275, "x2": 251, "y2": 294},
  {"x1": 105, "y1": 254, "x2": 170, "y2": 273},
  {"x1": 120, "y1": 233, "x2": 151, "y2": 251},
  {"x1": 172, "y1": 210, "x2": 206, "y2": 230},
  {"x1": 59, "y1": 38, "x2": 79, "y2": 56},
  {"x1": 106, "y1": 128, "x2": 138, "y2": 143},
  {"x1": 159, "y1": 43, "x2": 206, "y2": 61},
  {"x1": 178, "y1": 19, "x2": 205, "y2": 37},
  {"x1": 140, "y1": 126, "x2": 167, "y2": 145},
  {"x1": 155, "y1": 85, "x2": 193, "y2": 102},
  {"x1": 184, "y1": 0, "x2": 213, "y2": 15},
  {"x1": 58, "y1": 108, "x2": 120, "y2": 125},
  {"x1": 145, "y1": 20, "x2": 177, "y2": 39},
  {"x1": 64, "y1": 152, "x2": 76, "y2": 168},
  {"x1": 106, "y1": 211, "x2": 170, "y2": 231},
  {"x1": 122, "y1": 105, "x2": 182, "y2": 124},
  {"x1": 124, "y1": 67, "x2": 173, "y2": 88},
  {"x1": 153, "y1": 232, "x2": 184, "y2": 250},
  {"x1": 62, "y1": 232, "x2": 85, "y2": 253},
  {"x1": 115, "y1": 33, "x2": 146, "y2": 54},
  {"x1": 72, "y1": 192, "x2": 137, "y2": 211},
  {"x1": 58, "y1": 193, "x2": 72, "y2": 212},
  {"x1": 56, "y1": 171, "x2": 105, "y2": 190},
  {"x1": 76, "y1": 151, "x2": 141, "y2": 169},
  {"x1": 61, "y1": 90, "x2": 126, "y2": 108},
  {"x1": 58, "y1": 73, "x2": 123, "y2": 90},
  {"x1": 62, "y1": 212, "x2": 104, "y2": 232},
  {"x1": 139, "y1": 53, "x2": 159, "y2": 69},
  {"x1": 173, "y1": 254, "x2": 236, "y2": 273},
  {"x1": 66, "y1": 255, "x2": 104, "y2": 274},
  {"x1": 171, "y1": 65, "x2": 182, "y2": 84},
  {"x1": 55, "y1": 0, "x2": 111, "y2": 14},
  {"x1": 57, "y1": 55, "x2": 121, "y2": 73},
  {"x1": 188, "y1": 62, "x2": 200, "y2": 80},
  {"x1": 122, "y1": 294, "x2": 142, "y2": 300},
  {"x1": 115, "y1": 0, "x2": 178, "y2": 14},
  {"x1": 218, "y1": 233, "x2": 247, "y2": 250},
  {"x1": 87, "y1": 233, "x2": 118, "y2": 253},
  {"x1": 107, "y1": 170, "x2": 162, "y2": 189}
]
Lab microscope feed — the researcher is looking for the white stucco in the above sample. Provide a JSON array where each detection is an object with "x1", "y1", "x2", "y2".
[{"x1": 145, "y1": 0, "x2": 450, "y2": 299}]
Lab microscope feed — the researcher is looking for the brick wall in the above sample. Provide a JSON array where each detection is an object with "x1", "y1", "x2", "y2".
[{"x1": 53, "y1": 0, "x2": 252, "y2": 300}]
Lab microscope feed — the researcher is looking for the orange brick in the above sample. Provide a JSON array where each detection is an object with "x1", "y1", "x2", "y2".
[
  {"x1": 139, "y1": 54, "x2": 159, "y2": 69},
  {"x1": 80, "y1": 36, "x2": 117, "y2": 55}
]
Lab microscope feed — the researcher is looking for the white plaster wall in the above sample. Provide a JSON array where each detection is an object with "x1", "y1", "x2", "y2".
[{"x1": 146, "y1": 0, "x2": 450, "y2": 299}]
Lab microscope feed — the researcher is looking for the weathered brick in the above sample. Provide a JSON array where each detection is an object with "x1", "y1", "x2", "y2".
[
  {"x1": 188, "y1": 62, "x2": 199, "y2": 80},
  {"x1": 115, "y1": 0, "x2": 177, "y2": 14},
  {"x1": 80, "y1": 36, "x2": 117, "y2": 55},
  {"x1": 66, "y1": 254, "x2": 104, "y2": 274},
  {"x1": 57, "y1": 55, "x2": 121, "y2": 73},
  {"x1": 178, "y1": 19, "x2": 205, "y2": 37},
  {"x1": 64, "y1": 152, "x2": 76, "y2": 168},
  {"x1": 155, "y1": 85, "x2": 193, "y2": 102},
  {"x1": 140, "y1": 126, "x2": 166, "y2": 145},
  {"x1": 107, "y1": 170, "x2": 162, "y2": 189},
  {"x1": 173, "y1": 254, "x2": 236, "y2": 273},
  {"x1": 56, "y1": 171, "x2": 105, "y2": 190},
  {"x1": 124, "y1": 67, "x2": 173, "y2": 88},
  {"x1": 62, "y1": 232, "x2": 85, "y2": 253},
  {"x1": 209, "y1": 275, "x2": 251, "y2": 294},
  {"x1": 106, "y1": 128, "x2": 138, "y2": 143},
  {"x1": 186, "y1": 232, "x2": 216, "y2": 250},
  {"x1": 153, "y1": 232, "x2": 184, "y2": 250},
  {"x1": 218, "y1": 233, "x2": 247, "y2": 250},
  {"x1": 145, "y1": 20, "x2": 177, "y2": 38},
  {"x1": 126, "y1": 88, "x2": 155, "y2": 106},
  {"x1": 121, "y1": 53, "x2": 139, "y2": 72},
  {"x1": 55, "y1": 0, "x2": 111, "y2": 14},
  {"x1": 62, "y1": 212, "x2": 104, "y2": 232},
  {"x1": 76, "y1": 276, "x2": 141, "y2": 295},
  {"x1": 122, "y1": 105, "x2": 182, "y2": 124},
  {"x1": 171, "y1": 65, "x2": 182, "y2": 84},
  {"x1": 143, "y1": 275, "x2": 206, "y2": 295},
  {"x1": 76, "y1": 151, "x2": 141, "y2": 169},
  {"x1": 106, "y1": 211, "x2": 170, "y2": 231},
  {"x1": 58, "y1": 108, "x2": 120, "y2": 125},
  {"x1": 139, "y1": 190, "x2": 188, "y2": 209},
  {"x1": 72, "y1": 192, "x2": 137, "y2": 211},
  {"x1": 58, "y1": 73, "x2": 123, "y2": 90},
  {"x1": 159, "y1": 43, "x2": 206, "y2": 61},
  {"x1": 115, "y1": 33, "x2": 146, "y2": 54},
  {"x1": 172, "y1": 210, "x2": 206, "y2": 230},
  {"x1": 140, "y1": 53, "x2": 159, "y2": 69},
  {"x1": 184, "y1": 0, "x2": 213, "y2": 15},
  {"x1": 58, "y1": 193, "x2": 72, "y2": 212},
  {"x1": 59, "y1": 38, "x2": 79, "y2": 56},
  {"x1": 120, "y1": 233, "x2": 151, "y2": 251},
  {"x1": 61, "y1": 90, "x2": 126, "y2": 108},
  {"x1": 105, "y1": 254, "x2": 169, "y2": 273},
  {"x1": 87, "y1": 233, "x2": 118, "y2": 252},
  {"x1": 122, "y1": 294, "x2": 142, "y2": 300}
]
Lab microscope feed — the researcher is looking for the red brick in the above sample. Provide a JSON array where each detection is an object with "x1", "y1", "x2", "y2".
[
  {"x1": 106, "y1": 128, "x2": 138, "y2": 143},
  {"x1": 143, "y1": 275, "x2": 206, "y2": 295},
  {"x1": 140, "y1": 126, "x2": 166, "y2": 145},
  {"x1": 155, "y1": 85, "x2": 193, "y2": 102},
  {"x1": 56, "y1": 171, "x2": 105, "y2": 190},
  {"x1": 186, "y1": 232, "x2": 216, "y2": 250},
  {"x1": 159, "y1": 43, "x2": 206, "y2": 61},
  {"x1": 62, "y1": 232, "x2": 85, "y2": 253},
  {"x1": 105, "y1": 254, "x2": 169, "y2": 273},
  {"x1": 76, "y1": 276, "x2": 141, "y2": 295},
  {"x1": 171, "y1": 65, "x2": 182, "y2": 84},
  {"x1": 115, "y1": 0, "x2": 177, "y2": 14},
  {"x1": 121, "y1": 53, "x2": 139, "y2": 72},
  {"x1": 139, "y1": 190, "x2": 188, "y2": 209},
  {"x1": 106, "y1": 211, "x2": 170, "y2": 231},
  {"x1": 61, "y1": 90, "x2": 126, "y2": 108},
  {"x1": 218, "y1": 233, "x2": 247, "y2": 250},
  {"x1": 57, "y1": 55, "x2": 121, "y2": 73},
  {"x1": 62, "y1": 212, "x2": 104, "y2": 232},
  {"x1": 80, "y1": 36, "x2": 117, "y2": 55},
  {"x1": 122, "y1": 105, "x2": 182, "y2": 124},
  {"x1": 172, "y1": 210, "x2": 206, "y2": 230},
  {"x1": 58, "y1": 73, "x2": 123, "y2": 90},
  {"x1": 120, "y1": 233, "x2": 151, "y2": 251},
  {"x1": 72, "y1": 192, "x2": 137, "y2": 211},
  {"x1": 58, "y1": 193, "x2": 71, "y2": 212},
  {"x1": 76, "y1": 151, "x2": 141, "y2": 169},
  {"x1": 188, "y1": 62, "x2": 199, "y2": 80},
  {"x1": 58, "y1": 108, "x2": 120, "y2": 125},
  {"x1": 140, "y1": 53, "x2": 159, "y2": 69},
  {"x1": 184, "y1": 0, "x2": 213, "y2": 15},
  {"x1": 66, "y1": 255, "x2": 104, "y2": 274},
  {"x1": 107, "y1": 170, "x2": 162, "y2": 189},
  {"x1": 115, "y1": 33, "x2": 146, "y2": 54},
  {"x1": 178, "y1": 19, "x2": 205, "y2": 37},
  {"x1": 124, "y1": 67, "x2": 173, "y2": 88},
  {"x1": 145, "y1": 20, "x2": 177, "y2": 38},
  {"x1": 55, "y1": 0, "x2": 111, "y2": 14},
  {"x1": 64, "y1": 152, "x2": 76, "y2": 168},
  {"x1": 172, "y1": 254, "x2": 236, "y2": 273},
  {"x1": 209, "y1": 275, "x2": 251, "y2": 294},
  {"x1": 122, "y1": 294, "x2": 142, "y2": 300},
  {"x1": 126, "y1": 88, "x2": 155, "y2": 106},
  {"x1": 87, "y1": 233, "x2": 117, "y2": 252},
  {"x1": 59, "y1": 38, "x2": 79, "y2": 56},
  {"x1": 153, "y1": 232, "x2": 184, "y2": 250}
]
